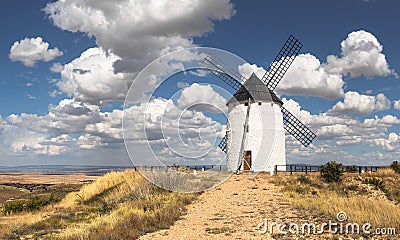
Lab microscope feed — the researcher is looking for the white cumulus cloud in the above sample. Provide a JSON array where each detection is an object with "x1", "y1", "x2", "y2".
[
  {"x1": 394, "y1": 100, "x2": 400, "y2": 110},
  {"x1": 177, "y1": 83, "x2": 227, "y2": 113},
  {"x1": 366, "y1": 132, "x2": 399, "y2": 151},
  {"x1": 9, "y1": 37, "x2": 63, "y2": 67},
  {"x1": 239, "y1": 54, "x2": 345, "y2": 100},
  {"x1": 329, "y1": 91, "x2": 391, "y2": 116},
  {"x1": 44, "y1": 0, "x2": 235, "y2": 73},
  {"x1": 50, "y1": 62, "x2": 64, "y2": 73},
  {"x1": 325, "y1": 30, "x2": 395, "y2": 77},
  {"x1": 57, "y1": 47, "x2": 131, "y2": 104},
  {"x1": 278, "y1": 54, "x2": 345, "y2": 99}
]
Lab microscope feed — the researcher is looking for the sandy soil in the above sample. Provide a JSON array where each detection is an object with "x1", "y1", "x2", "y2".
[
  {"x1": 0, "y1": 172, "x2": 98, "y2": 184},
  {"x1": 140, "y1": 173, "x2": 304, "y2": 240}
]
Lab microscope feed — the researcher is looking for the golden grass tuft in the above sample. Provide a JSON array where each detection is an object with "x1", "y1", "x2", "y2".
[
  {"x1": 276, "y1": 170, "x2": 400, "y2": 230},
  {"x1": 288, "y1": 191, "x2": 400, "y2": 228},
  {"x1": 58, "y1": 169, "x2": 143, "y2": 209}
]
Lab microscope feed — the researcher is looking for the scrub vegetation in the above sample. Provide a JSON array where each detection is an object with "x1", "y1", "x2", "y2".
[
  {"x1": 272, "y1": 167, "x2": 400, "y2": 234},
  {"x1": 0, "y1": 170, "x2": 197, "y2": 239}
]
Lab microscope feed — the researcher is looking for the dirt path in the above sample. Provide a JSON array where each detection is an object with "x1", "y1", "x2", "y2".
[{"x1": 140, "y1": 173, "x2": 302, "y2": 240}]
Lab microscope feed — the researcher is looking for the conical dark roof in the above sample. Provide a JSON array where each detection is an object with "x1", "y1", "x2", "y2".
[{"x1": 227, "y1": 73, "x2": 282, "y2": 105}]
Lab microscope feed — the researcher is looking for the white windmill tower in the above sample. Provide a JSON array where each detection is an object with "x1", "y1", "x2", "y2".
[{"x1": 203, "y1": 35, "x2": 316, "y2": 173}]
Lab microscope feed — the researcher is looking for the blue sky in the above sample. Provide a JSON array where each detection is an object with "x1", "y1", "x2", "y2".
[{"x1": 0, "y1": 0, "x2": 399, "y2": 167}]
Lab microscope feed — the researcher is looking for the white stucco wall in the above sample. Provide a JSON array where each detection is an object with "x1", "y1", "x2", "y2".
[{"x1": 226, "y1": 100, "x2": 286, "y2": 172}]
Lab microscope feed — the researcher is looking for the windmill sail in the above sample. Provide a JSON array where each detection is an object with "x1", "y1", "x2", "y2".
[
  {"x1": 218, "y1": 135, "x2": 227, "y2": 153},
  {"x1": 202, "y1": 55, "x2": 245, "y2": 91},
  {"x1": 262, "y1": 35, "x2": 302, "y2": 91},
  {"x1": 281, "y1": 106, "x2": 316, "y2": 147}
]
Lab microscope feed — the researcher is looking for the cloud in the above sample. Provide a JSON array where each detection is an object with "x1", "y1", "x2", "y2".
[
  {"x1": 44, "y1": 0, "x2": 235, "y2": 73},
  {"x1": 325, "y1": 30, "x2": 395, "y2": 77},
  {"x1": 45, "y1": 0, "x2": 235, "y2": 105},
  {"x1": 9, "y1": 37, "x2": 63, "y2": 67},
  {"x1": 177, "y1": 83, "x2": 227, "y2": 113},
  {"x1": 238, "y1": 30, "x2": 394, "y2": 100},
  {"x1": 177, "y1": 81, "x2": 189, "y2": 88},
  {"x1": 394, "y1": 100, "x2": 400, "y2": 110},
  {"x1": 27, "y1": 94, "x2": 37, "y2": 100},
  {"x1": 282, "y1": 97, "x2": 400, "y2": 164},
  {"x1": 6, "y1": 128, "x2": 74, "y2": 156},
  {"x1": 50, "y1": 62, "x2": 64, "y2": 73},
  {"x1": 278, "y1": 54, "x2": 345, "y2": 99},
  {"x1": 57, "y1": 47, "x2": 132, "y2": 104},
  {"x1": 365, "y1": 132, "x2": 399, "y2": 151},
  {"x1": 374, "y1": 93, "x2": 392, "y2": 111},
  {"x1": 239, "y1": 54, "x2": 345, "y2": 99},
  {"x1": 6, "y1": 99, "x2": 102, "y2": 135},
  {"x1": 77, "y1": 134, "x2": 107, "y2": 150},
  {"x1": 238, "y1": 63, "x2": 266, "y2": 79},
  {"x1": 2, "y1": 96, "x2": 224, "y2": 162},
  {"x1": 282, "y1": 97, "x2": 398, "y2": 142},
  {"x1": 49, "y1": 90, "x2": 61, "y2": 97},
  {"x1": 328, "y1": 91, "x2": 391, "y2": 116},
  {"x1": 362, "y1": 115, "x2": 400, "y2": 128}
]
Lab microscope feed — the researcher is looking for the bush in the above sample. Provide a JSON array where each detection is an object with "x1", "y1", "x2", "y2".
[
  {"x1": 363, "y1": 177, "x2": 388, "y2": 193},
  {"x1": 345, "y1": 165, "x2": 358, "y2": 173},
  {"x1": 3, "y1": 194, "x2": 59, "y2": 215},
  {"x1": 297, "y1": 175, "x2": 312, "y2": 185},
  {"x1": 390, "y1": 161, "x2": 400, "y2": 174},
  {"x1": 320, "y1": 161, "x2": 344, "y2": 183}
]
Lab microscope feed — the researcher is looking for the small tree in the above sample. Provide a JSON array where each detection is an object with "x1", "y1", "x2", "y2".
[
  {"x1": 320, "y1": 161, "x2": 344, "y2": 183},
  {"x1": 390, "y1": 161, "x2": 400, "y2": 174}
]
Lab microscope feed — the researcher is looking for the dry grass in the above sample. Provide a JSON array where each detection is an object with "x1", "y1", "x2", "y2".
[
  {"x1": 274, "y1": 170, "x2": 400, "y2": 230},
  {"x1": 289, "y1": 191, "x2": 400, "y2": 228},
  {"x1": 141, "y1": 170, "x2": 231, "y2": 193},
  {"x1": 0, "y1": 186, "x2": 25, "y2": 203},
  {"x1": 58, "y1": 170, "x2": 143, "y2": 209},
  {"x1": 59, "y1": 192, "x2": 194, "y2": 239},
  {"x1": 1, "y1": 169, "x2": 197, "y2": 239}
]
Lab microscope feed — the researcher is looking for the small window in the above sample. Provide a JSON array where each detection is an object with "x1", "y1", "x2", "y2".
[
  {"x1": 258, "y1": 102, "x2": 262, "y2": 106},
  {"x1": 244, "y1": 102, "x2": 248, "y2": 106}
]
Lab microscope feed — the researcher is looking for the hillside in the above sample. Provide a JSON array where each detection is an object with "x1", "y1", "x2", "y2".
[
  {"x1": 1, "y1": 169, "x2": 400, "y2": 239},
  {"x1": 0, "y1": 170, "x2": 196, "y2": 239}
]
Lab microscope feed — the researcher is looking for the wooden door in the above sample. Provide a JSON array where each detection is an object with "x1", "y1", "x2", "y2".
[{"x1": 243, "y1": 151, "x2": 251, "y2": 171}]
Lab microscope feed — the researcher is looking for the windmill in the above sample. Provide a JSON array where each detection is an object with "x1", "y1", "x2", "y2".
[{"x1": 203, "y1": 35, "x2": 316, "y2": 173}]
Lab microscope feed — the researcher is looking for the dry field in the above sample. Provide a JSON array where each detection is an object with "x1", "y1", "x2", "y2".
[
  {"x1": 0, "y1": 172, "x2": 98, "y2": 185},
  {"x1": 0, "y1": 172, "x2": 98, "y2": 235}
]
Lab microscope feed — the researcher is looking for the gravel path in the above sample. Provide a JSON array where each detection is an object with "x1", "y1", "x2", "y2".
[{"x1": 140, "y1": 173, "x2": 302, "y2": 240}]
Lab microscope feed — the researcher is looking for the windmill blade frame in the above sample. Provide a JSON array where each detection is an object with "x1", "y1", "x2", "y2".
[
  {"x1": 202, "y1": 55, "x2": 246, "y2": 91},
  {"x1": 281, "y1": 106, "x2": 316, "y2": 147},
  {"x1": 218, "y1": 135, "x2": 227, "y2": 153},
  {"x1": 262, "y1": 35, "x2": 303, "y2": 91}
]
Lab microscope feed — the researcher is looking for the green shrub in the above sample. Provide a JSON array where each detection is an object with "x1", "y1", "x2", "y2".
[
  {"x1": 390, "y1": 161, "x2": 400, "y2": 174},
  {"x1": 320, "y1": 161, "x2": 344, "y2": 183},
  {"x1": 345, "y1": 165, "x2": 358, "y2": 173},
  {"x1": 3, "y1": 194, "x2": 59, "y2": 215},
  {"x1": 297, "y1": 175, "x2": 312, "y2": 185},
  {"x1": 363, "y1": 177, "x2": 388, "y2": 193}
]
